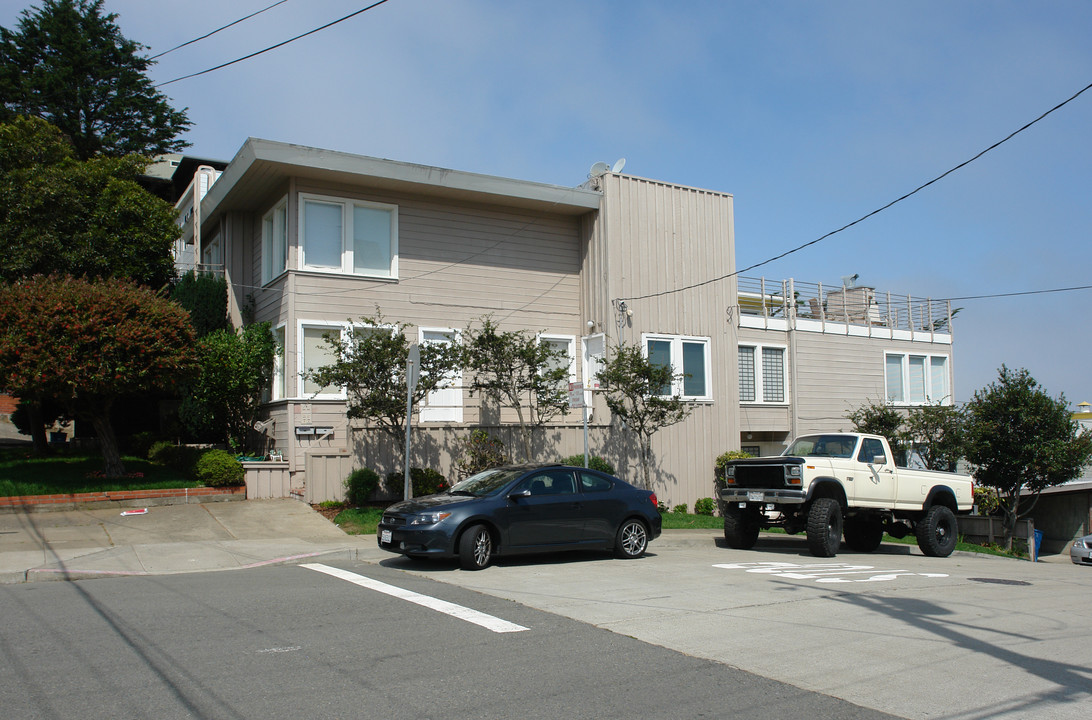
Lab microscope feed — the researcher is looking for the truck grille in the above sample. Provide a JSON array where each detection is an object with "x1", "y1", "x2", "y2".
[{"x1": 732, "y1": 465, "x2": 788, "y2": 488}]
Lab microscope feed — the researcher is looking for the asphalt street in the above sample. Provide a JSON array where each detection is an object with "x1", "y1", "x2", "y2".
[
  {"x1": 0, "y1": 560, "x2": 898, "y2": 720},
  {"x1": 2, "y1": 500, "x2": 1089, "y2": 719}
]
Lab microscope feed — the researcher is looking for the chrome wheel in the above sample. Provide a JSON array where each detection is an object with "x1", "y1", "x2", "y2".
[
  {"x1": 615, "y1": 519, "x2": 648, "y2": 559},
  {"x1": 459, "y1": 524, "x2": 493, "y2": 570}
]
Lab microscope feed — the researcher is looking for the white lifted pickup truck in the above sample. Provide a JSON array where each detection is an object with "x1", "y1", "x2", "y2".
[{"x1": 719, "y1": 433, "x2": 974, "y2": 558}]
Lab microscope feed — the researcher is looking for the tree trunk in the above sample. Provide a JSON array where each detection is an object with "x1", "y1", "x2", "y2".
[
  {"x1": 90, "y1": 410, "x2": 126, "y2": 477},
  {"x1": 28, "y1": 401, "x2": 50, "y2": 455},
  {"x1": 638, "y1": 437, "x2": 653, "y2": 490}
]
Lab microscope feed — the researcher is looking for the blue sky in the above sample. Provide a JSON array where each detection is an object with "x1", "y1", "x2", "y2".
[{"x1": 5, "y1": 0, "x2": 1089, "y2": 405}]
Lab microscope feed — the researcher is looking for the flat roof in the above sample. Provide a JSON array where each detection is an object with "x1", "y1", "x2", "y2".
[{"x1": 199, "y1": 138, "x2": 603, "y2": 224}]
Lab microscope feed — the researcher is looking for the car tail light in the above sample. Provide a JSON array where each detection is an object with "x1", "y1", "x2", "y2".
[{"x1": 649, "y1": 492, "x2": 658, "y2": 507}]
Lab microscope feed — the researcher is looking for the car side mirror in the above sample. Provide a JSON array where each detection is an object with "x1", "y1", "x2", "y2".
[
  {"x1": 873, "y1": 456, "x2": 887, "y2": 465},
  {"x1": 508, "y1": 489, "x2": 531, "y2": 500}
]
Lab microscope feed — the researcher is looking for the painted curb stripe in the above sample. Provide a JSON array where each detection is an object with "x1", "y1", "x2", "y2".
[{"x1": 302, "y1": 563, "x2": 528, "y2": 633}]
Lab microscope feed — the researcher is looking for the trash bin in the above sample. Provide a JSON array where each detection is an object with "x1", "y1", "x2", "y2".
[{"x1": 1034, "y1": 529, "x2": 1044, "y2": 561}]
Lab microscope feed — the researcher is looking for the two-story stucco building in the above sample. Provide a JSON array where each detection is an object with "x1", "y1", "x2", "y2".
[{"x1": 171, "y1": 138, "x2": 955, "y2": 507}]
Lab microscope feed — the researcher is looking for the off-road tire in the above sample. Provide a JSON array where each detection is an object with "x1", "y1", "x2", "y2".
[
  {"x1": 807, "y1": 498, "x2": 843, "y2": 557},
  {"x1": 844, "y1": 516, "x2": 884, "y2": 553},
  {"x1": 916, "y1": 505, "x2": 958, "y2": 557},
  {"x1": 723, "y1": 506, "x2": 760, "y2": 549},
  {"x1": 458, "y1": 524, "x2": 493, "y2": 570}
]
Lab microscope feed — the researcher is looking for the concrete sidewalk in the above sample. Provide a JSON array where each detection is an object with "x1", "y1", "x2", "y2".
[{"x1": 0, "y1": 498, "x2": 386, "y2": 583}]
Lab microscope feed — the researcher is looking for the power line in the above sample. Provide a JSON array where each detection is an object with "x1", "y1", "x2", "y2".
[
  {"x1": 618, "y1": 80, "x2": 1092, "y2": 304},
  {"x1": 148, "y1": 1, "x2": 290, "y2": 60},
  {"x1": 156, "y1": 0, "x2": 392, "y2": 87},
  {"x1": 943, "y1": 284, "x2": 1092, "y2": 302}
]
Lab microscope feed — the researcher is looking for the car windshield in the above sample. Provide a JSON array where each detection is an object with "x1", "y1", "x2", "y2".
[
  {"x1": 448, "y1": 468, "x2": 525, "y2": 497},
  {"x1": 783, "y1": 434, "x2": 857, "y2": 459}
]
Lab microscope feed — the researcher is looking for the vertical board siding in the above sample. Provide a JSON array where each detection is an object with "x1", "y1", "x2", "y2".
[{"x1": 589, "y1": 174, "x2": 737, "y2": 509}]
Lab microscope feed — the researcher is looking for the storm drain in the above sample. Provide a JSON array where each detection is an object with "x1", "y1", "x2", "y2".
[{"x1": 967, "y1": 578, "x2": 1032, "y2": 586}]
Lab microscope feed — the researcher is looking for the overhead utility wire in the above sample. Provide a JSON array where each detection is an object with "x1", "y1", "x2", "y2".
[
  {"x1": 618, "y1": 80, "x2": 1092, "y2": 304},
  {"x1": 156, "y1": 0, "x2": 392, "y2": 87},
  {"x1": 149, "y1": 1, "x2": 289, "y2": 60},
  {"x1": 943, "y1": 284, "x2": 1092, "y2": 302}
]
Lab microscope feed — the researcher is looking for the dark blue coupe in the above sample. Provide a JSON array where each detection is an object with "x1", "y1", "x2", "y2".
[{"x1": 377, "y1": 464, "x2": 662, "y2": 570}]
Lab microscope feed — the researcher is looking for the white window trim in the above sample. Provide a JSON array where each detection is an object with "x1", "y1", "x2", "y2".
[
  {"x1": 297, "y1": 320, "x2": 350, "y2": 400},
  {"x1": 884, "y1": 351, "x2": 952, "y2": 406},
  {"x1": 419, "y1": 327, "x2": 462, "y2": 423},
  {"x1": 298, "y1": 192, "x2": 398, "y2": 279},
  {"x1": 642, "y1": 333, "x2": 713, "y2": 402},
  {"x1": 738, "y1": 343, "x2": 788, "y2": 405},
  {"x1": 538, "y1": 333, "x2": 578, "y2": 384},
  {"x1": 271, "y1": 323, "x2": 287, "y2": 402},
  {"x1": 261, "y1": 196, "x2": 288, "y2": 286}
]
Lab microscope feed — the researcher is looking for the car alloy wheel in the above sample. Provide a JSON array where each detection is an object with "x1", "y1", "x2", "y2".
[
  {"x1": 459, "y1": 524, "x2": 493, "y2": 570},
  {"x1": 614, "y1": 519, "x2": 648, "y2": 559}
]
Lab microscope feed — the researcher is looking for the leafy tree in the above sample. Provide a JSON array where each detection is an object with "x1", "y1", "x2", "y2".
[
  {"x1": 454, "y1": 429, "x2": 508, "y2": 479},
  {"x1": 180, "y1": 322, "x2": 275, "y2": 452},
  {"x1": 964, "y1": 365, "x2": 1092, "y2": 550},
  {"x1": 461, "y1": 315, "x2": 570, "y2": 462},
  {"x1": 904, "y1": 403, "x2": 966, "y2": 472},
  {"x1": 0, "y1": 115, "x2": 179, "y2": 287},
  {"x1": 597, "y1": 343, "x2": 692, "y2": 489},
  {"x1": 0, "y1": 0, "x2": 191, "y2": 159},
  {"x1": 170, "y1": 271, "x2": 229, "y2": 338},
  {"x1": 847, "y1": 398, "x2": 906, "y2": 463},
  {"x1": 305, "y1": 311, "x2": 462, "y2": 457},
  {"x1": 0, "y1": 275, "x2": 197, "y2": 476}
]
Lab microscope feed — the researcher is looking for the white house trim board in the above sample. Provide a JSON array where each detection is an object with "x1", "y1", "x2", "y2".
[{"x1": 418, "y1": 328, "x2": 462, "y2": 422}]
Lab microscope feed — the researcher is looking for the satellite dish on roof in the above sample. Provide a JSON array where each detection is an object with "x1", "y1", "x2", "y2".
[
  {"x1": 589, "y1": 161, "x2": 610, "y2": 178},
  {"x1": 611, "y1": 157, "x2": 627, "y2": 174}
]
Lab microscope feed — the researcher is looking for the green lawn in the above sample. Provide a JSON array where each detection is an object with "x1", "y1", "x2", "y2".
[{"x1": 0, "y1": 448, "x2": 196, "y2": 497}]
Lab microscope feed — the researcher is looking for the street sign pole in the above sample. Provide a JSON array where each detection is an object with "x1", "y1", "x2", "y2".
[
  {"x1": 568, "y1": 382, "x2": 588, "y2": 467},
  {"x1": 404, "y1": 344, "x2": 420, "y2": 501}
]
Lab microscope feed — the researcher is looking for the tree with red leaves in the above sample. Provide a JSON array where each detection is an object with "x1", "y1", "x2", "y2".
[{"x1": 0, "y1": 275, "x2": 197, "y2": 476}]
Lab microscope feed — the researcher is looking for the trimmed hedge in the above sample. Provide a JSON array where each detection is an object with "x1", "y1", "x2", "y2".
[{"x1": 194, "y1": 449, "x2": 244, "y2": 487}]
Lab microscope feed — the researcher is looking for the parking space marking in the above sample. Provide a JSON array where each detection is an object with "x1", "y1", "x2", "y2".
[
  {"x1": 713, "y1": 561, "x2": 948, "y2": 583},
  {"x1": 301, "y1": 563, "x2": 529, "y2": 633}
]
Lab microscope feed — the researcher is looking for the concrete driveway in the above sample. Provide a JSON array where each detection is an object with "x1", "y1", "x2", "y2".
[{"x1": 376, "y1": 532, "x2": 1092, "y2": 720}]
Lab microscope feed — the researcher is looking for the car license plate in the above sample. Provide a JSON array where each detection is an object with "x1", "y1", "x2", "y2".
[
  {"x1": 747, "y1": 491, "x2": 764, "y2": 502},
  {"x1": 380, "y1": 530, "x2": 392, "y2": 544}
]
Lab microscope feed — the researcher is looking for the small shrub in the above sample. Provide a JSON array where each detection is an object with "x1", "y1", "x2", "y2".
[
  {"x1": 194, "y1": 449, "x2": 244, "y2": 487},
  {"x1": 148, "y1": 441, "x2": 201, "y2": 477},
  {"x1": 125, "y1": 431, "x2": 159, "y2": 458},
  {"x1": 385, "y1": 468, "x2": 449, "y2": 498},
  {"x1": 672, "y1": 503, "x2": 688, "y2": 514},
  {"x1": 345, "y1": 467, "x2": 381, "y2": 506},
  {"x1": 715, "y1": 450, "x2": 753, "y2": 474},
  {"x1": 454, "y1": 429, "x2": 507, "y2": 478},
  {"x1": 657, "y1": 501, "x2": 669, "y2": 513},
  {"x1": 559, "y1": 454, "x2": 616, "y2": 474},
  {"x1": 694, "y1": 497, "x2": 716, "y2": 516},
  {"x1": 973, "y1": 485, "x2": 1000, "y2": 515}
]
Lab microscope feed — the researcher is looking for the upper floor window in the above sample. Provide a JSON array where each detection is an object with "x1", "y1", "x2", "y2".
[
  {"x1": 261, "y1": 197, "x2": 288, "y2": 285},
  {"x1": 644, "y1": 334, "x2": 711, "y2": 401},
  {"x1": 539, "y1": 334, "x2": 577, "y2": 389},
  {"x1": 885, "y1": 352, "x2": 950, "y2": 405},
  {"x1": 300, "y1": 193, "x2": 398, "y2": 279},
  {"x1": 739, "y1": 344, "x2": 786, "y2": 404}
]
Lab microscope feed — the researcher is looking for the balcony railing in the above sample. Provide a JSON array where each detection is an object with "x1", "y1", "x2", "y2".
[{"x1": 737, "y1": 277, "x2": 953, "y2": 334}]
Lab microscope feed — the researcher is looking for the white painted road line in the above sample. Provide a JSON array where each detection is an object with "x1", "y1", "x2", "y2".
[{"x1": 301, "y1": 563, "x2": 529, "y2": 633}]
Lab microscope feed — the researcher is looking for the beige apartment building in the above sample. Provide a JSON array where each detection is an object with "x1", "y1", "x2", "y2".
[{"x1": 171, "y1": 138, "x2": 954, "y2": 508}]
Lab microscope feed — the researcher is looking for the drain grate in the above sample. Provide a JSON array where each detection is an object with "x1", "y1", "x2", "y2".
[{"x1": 968, "y1": 577, "x2": 1032, "y2": 586}]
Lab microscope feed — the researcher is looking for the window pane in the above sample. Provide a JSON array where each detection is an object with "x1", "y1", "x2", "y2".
[
  {"x1": 353, "y1": 205, "x2": 392, "y2": 274},
  {"x1": 762, "y1": 347, "x2": 784, "y2": 402},
  {"x1": 272, "y1": 327, "x2": 286, "y2": 401},
  {"x1": 908, "y1": 356, "x2": 926, "y2": 403},
  {"x1": 273, "y1": 205, "x2": 287, "y2": 275},
  {"x1": 682, "y1": 341, "x2": 706, "y2": 397},
  {"x1": 886, "y1": 354, "x2": 904, "y2": 402},
  {"x1": 303, "y1": 201, "x2": 342, "y2": 269},
  {"x1": 647, "y1": 339, "x2": 673, "y2": 395},
  {"x1": 739, "y1": 346, "x2": 755, "y2": 402},
  {"x1": 930, "y1": 356, "x2": 948, "y2": 403},
  {"x1": 302, "y1": 327, "x2": 338, "y2": 395}
]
